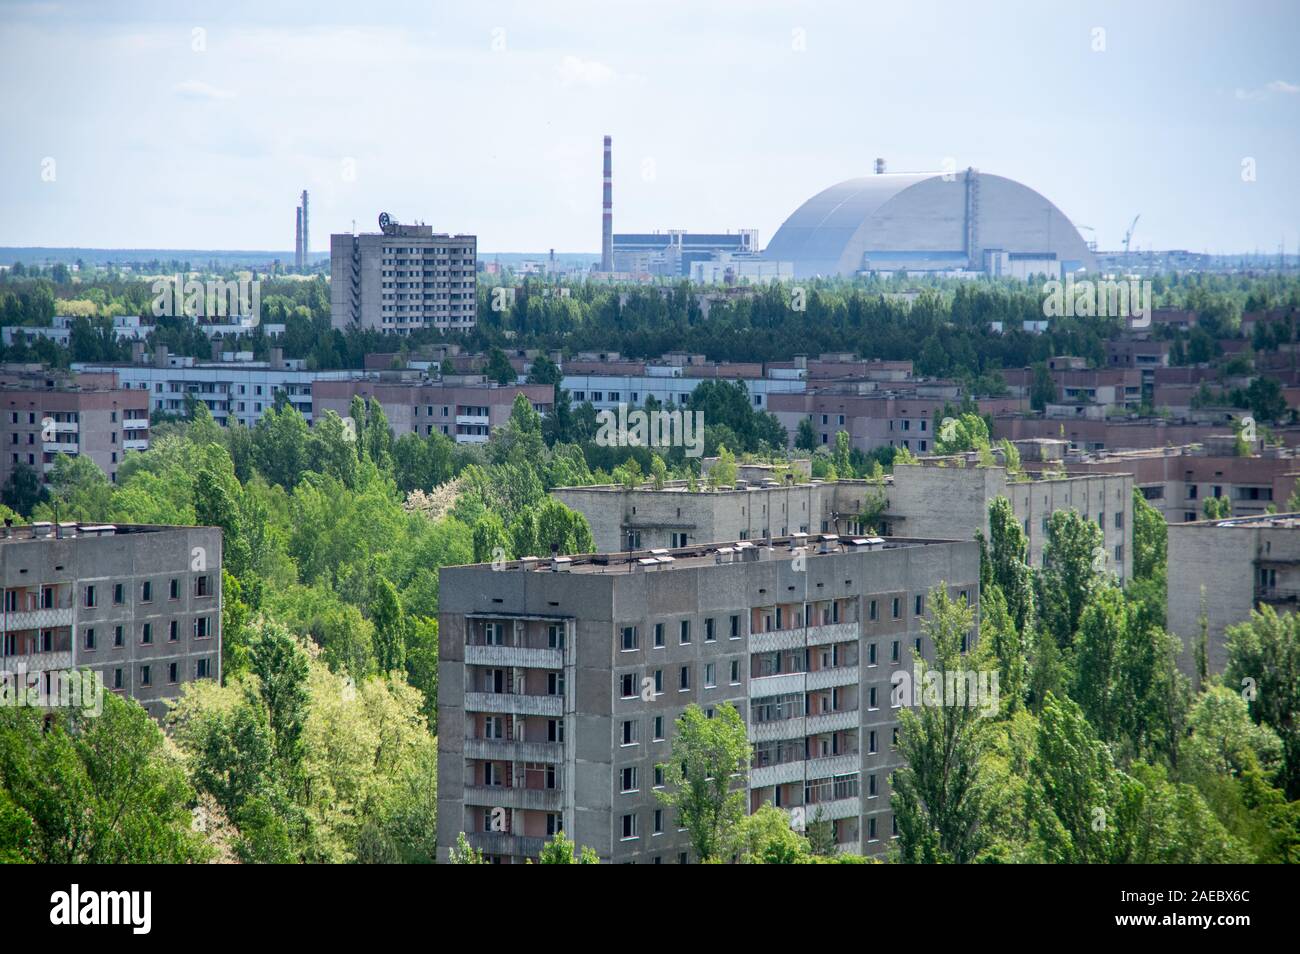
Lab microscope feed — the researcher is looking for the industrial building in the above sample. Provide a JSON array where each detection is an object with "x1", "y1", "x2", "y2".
[
  {"x1": 0, "y1": 522, "x2": 223, "y2": 720},
  {"x1": 329, "y1": 214, "x2": 477, "y2": 334},
  {"x1": 764, "y1": 165, "x2": 1096, "y2": 279},
  {"x1": 436, "y1": 533, "x2": 980, "y2": 862},
  {"x1": 612, "y1": 231, "x2": 761, "y2": 278}
]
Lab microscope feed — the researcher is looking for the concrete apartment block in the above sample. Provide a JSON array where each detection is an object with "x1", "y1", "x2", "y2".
[
  {"x1": 0, "y1": 523, "x2": 223, "y2": 719},
  {"x1": 437, "y1": 534, "x2": 980, "y2": 863},
  {"x1": 330, "y1": 223, "x2": 476, "y2": 334},
  {"x1": 1167, "y1": 514, "x2": 1300, "y2": 674},
  {"x1": 553, "y1": 463, "x2": 1132, "y2": 580},
  {"x1": 0, "y1": 369, "x2": 150, "y2": 486},
  {"x1": 888, "y1": 463, "x2": 1133, "y2": 581},
  {"x1": 313, "y1": 378, "x2": 553, "y2": 445}
]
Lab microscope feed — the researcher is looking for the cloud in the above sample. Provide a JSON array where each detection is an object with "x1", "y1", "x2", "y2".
[
  {"x1": 1235, "y1": 79, "x2": 1299, "y2": 100},
  {"x1": 174, "y1": 79, "x2": 236, "y2": 101},
  {"x1": 556, "y1": 55, "x2": 616, "y2": 87}
]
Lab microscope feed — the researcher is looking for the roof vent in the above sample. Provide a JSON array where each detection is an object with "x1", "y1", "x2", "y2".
[{"x1": 875, "y1": 158, "x2": 886, "y2": 174}]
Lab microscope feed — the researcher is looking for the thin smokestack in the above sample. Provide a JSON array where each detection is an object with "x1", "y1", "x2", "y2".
[
  {"x1": 295, "y1": 206, "x2": 303, "y2": 269},
  {"x1": 601, "y1": 135, "x2": 612, "y2": 272},
  {"x1": 301, "y1": 189, "x2": 310, "y2": 268}
]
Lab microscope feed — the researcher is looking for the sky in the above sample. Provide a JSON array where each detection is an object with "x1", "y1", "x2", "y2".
[{"x1": 2, "y1": 0, "x2": 1298, "y2": 256}]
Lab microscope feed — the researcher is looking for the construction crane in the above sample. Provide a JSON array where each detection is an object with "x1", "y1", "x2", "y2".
[{"x1": 1123, "y1": 214, "x2": 1141, "y2": 264}]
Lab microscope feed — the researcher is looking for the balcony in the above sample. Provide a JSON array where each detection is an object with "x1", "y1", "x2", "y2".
[
  {"x1": 750, "y1": 672, "x2": 806, "y2": 698},
  {"x1": 805, "y1": 709, "x2": 859, "y2": 736},
  {"x1": 123, "y1": 418, "x2": 149, "y2": 430},
  {"x1": 456, "y1": 413, "x2": 490, "y2": 426},
  {"x1": 750, "y1": 751, "x2": 860, "y2": 789},
  {"x1": 2, "y1": 606, "x2": 75, "y2": 632},
  {"x1": 464, "y1": 738, "x2": 564, "y2": 763},
  {"x1": 808, "y1": 665, "x2": 859, "y2": 691},
  {"x1": 749, "y1": 717, "x2": 806, "y2": 743},
  {"x1": 123, "y1": 439, "x2": 148, "y2": 452},
  {"x1": 750, "y1": 620, "x2": 859, "y2": 654},
  {"x1": 463, "y1": 785, "x2": 563, "y2": 812},
  {"x1": 464, "y1": 691, "x2": 563, "y2": 717},
  {"x1": 808, "y1": 795, "x2": 860, "y2": 822},
  {"x1": 464, "y1": 645, "x2": 562, "y2": 669},
  {"x1": 0, "y1": 649, "x2": 73, "y2": 673},
  {"x1": 43, "y1": 441, "x2": 78, "y2": 454},
  {"x1": 466, "y1": 831, "x2": 546, "y2": 860}
]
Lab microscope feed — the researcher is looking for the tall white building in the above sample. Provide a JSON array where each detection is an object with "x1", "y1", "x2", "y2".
[{"x1": 330, "y1": 216, "x2": 477, "y2": 334}]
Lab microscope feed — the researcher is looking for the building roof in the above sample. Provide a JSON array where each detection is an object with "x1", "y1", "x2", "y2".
[{"x1": 764, "y1": 171, "x2": 1096, "y2": 278}]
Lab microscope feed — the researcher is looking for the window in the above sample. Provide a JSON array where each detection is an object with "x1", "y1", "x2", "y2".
[
  {"x1": 653, "y1": 669, "x2": 663, "y2": 694},
  {"x1": 83, "y1": 628, "x2": 96, "y2": 651},
  {"x1": 868, "y1": 686, "x2": 878, "y2": 709},
  {"x1": 140, "y1": 665, "x2": 152, "y2": 687},
  {"x1": 868, "y1": 730, "x2": 877, "y2": 754},
  {"x1": 114, "y1": 626, "x2": 124, "y2": 648},
  {"x1": 730, "y1": 659, "x2": 741, "y2": 684},
  {"x1": 620, "y1": 673, "x2": 637, "y2": 698},
  {"x1": 868, "y1": 642, "x2": 877, "y2": 666},
  {"x1": 621, "y1": 767, "x2": 638, "y2": 793},
  {"x1": 621, "y1": 814, "x2": 638, "y2": 840},
  {"x1": 621, "y1": 625, "x2": 638, "y2": 651},
  {"x1": 548, "y1": 624, "x2": 564, "y2": 649},
  {"x1": 729, "y1": 615, "x2": 740, "y2": 639},
  {"x1": 914, "y1": 594, "x2": 924, "y2": 616},
  {"x1": 653, "y1": 715, "x2": 665, "y2": 740},
  {"x1": 679, "y1": 665, "x2": 691, "y2": 691},
  {"x1": 168, "y1": 662, "x2": 179, "y2": 684},
  {"x1": 679, "y1": 620, "x2": 691, "y2": 644},
  {"x1": 868, "y1": 773, "x2": 877, "y2": 797},
  {"x1": 195, "y1": 617, "x2": 212, "y2": 639},
  {"x1": 112, "y1": 668, "x2": 123, "y2": 690},
  {"x1": 84, "y1": 585, "x2": 96, "y2": 608},
  {"x1": 141, "y1": 581, "x2": 152, "y2": 603},
  {"x1": 547, "y1": 672, "x2": 564, "y2": 696},
  {"x1": 704, "y1": 618, "x2": 715, "y2": 642},
  {"x1": 195, "y1": 575, "x2": 213, "y2": 597},
  {"x1": 891, "y1": 597, "x2": 901, "y2": 619},
  {"x1": 868, "y1": 817, "x2": 878, "y2": 841},
  {"x1": 141, "y1": 623, "x2": 152, "y2": 645},
  {"x1": 653, "y1": 623, "x2": 665, "y2": 648},
  {"x1": 704, "y1": 663, "x2": 716, "y2": 688},
  {"x1": 169, "y1": 578, "x2": 179, "y2": 600},
  {"x1": 891, "y1": 639, "x2": 900, "y2": 663},
  {"x1": 113, "y1": 583, "x2": 124, "y2": 605},
  {"x1": 869, "y1": 599, "x2": 878, "y2": 621},
  {"x1": 621, "y1": 720, "x2": 638, "y2": 745},
  {"x1": 168, "y1": 620, "x2": 178, "y2": 642},
  {"x1": 653, "y1": 809, "x2": 664, "y2": 835}
]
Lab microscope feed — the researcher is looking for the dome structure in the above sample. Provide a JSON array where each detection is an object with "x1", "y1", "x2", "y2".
[{"x1": 764, "y1": 170, "x2": 1096, "y2": 279}]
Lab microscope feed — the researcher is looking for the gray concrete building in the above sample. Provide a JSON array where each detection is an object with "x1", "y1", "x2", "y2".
[
  {"x1": 0, "y1": 522, "x2": 222, "y2": 719},
  {"x1": 554, "y1": 461, "x2": 1133, "y2": 581},
  {"x1": 330, "y1": 218, "x2": 476, "y2": 334},
  {"x1": 1167, "y1": 513, "x2": 1300, "y2": 675},
  {"x1": 887, "y1": 462, "x2": 1134, "y2": 581},
  {"x1": 437, "y1": 534, "x2": 980, "y2": 863}
]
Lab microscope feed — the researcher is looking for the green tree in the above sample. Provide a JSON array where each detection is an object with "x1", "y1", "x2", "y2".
[
  {"x1": 795, "y1": 417, "x2": 818, "y2": 453},
  {"x1": 891, "y1": 586, "x2": 991, "y2": 863},
  {"x1": 1132, "y1": 488, "x2": 1167, "y2": 580},
  {"x1": 536, "y1": 830, "x2": 600, "y2": 863},
  {"x1": 656, "y1": 703, "x2": 750, "y2": 862},
  {"x1": 733, "y1": 804, "x2": 811, "y2": 863},
  {"x1": 1225, "y1": 605, "x2": 1300, "y2": 798},
  {"x1": 1037, "y1": 509, "x2": 1104, "y2": 646}
]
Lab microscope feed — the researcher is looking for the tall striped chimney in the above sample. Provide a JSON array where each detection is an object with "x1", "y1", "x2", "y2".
[
  {"x1": 300, "y1": 190, "x2": 310, "y2": 268},
  {"x1": 295, "y1": 206, "x2": 303, "y2": 269},
  {"x1": 601, "y1": 135, "x2": 613, "y2": 272}
]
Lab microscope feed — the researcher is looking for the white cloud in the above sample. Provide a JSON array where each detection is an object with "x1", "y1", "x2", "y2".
[
  {"x1": 174, "y1": 79, "x2": 236, "y2": 100},
  {"x1": 556, "y1": 55, "x2": 616, "y2": 87},
  {"x1": 1267, "y1": 79, "x2": 1300, "y2": 95},
  {"x1": 1236, "y1": 79, "x2": 1298, "y2": 100}
]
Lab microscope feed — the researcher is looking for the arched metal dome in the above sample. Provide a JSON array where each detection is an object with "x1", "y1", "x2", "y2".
[{"x1": 764, "y1": 170, "x2": 1096, "y2": 278}]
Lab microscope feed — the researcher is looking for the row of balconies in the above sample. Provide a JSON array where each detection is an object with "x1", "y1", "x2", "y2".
[
  {"x1": 749, "y1": 620, "x2": 860, "y2": 654},
  {"x1": 464, "y1": 645, "x2": 562, "y2": 669},
  {"x1": 750, "y1": 752, "x2": 860, "y2": 789},
  {"x1": 748, "y1": 665, "x2": 860, "y2": 698},
  {"x1": 463, "y1": 785, "x2": 563, "y2": 812},
  {"x1": 465, "y1": 691, "x2": 563, "y2": 717},
  {"x1": 464, "y1": 738, "x2": 564, "y2": 763},
  {"x1": 749, "y1": 708, "x2": 860, "y2": 743}
]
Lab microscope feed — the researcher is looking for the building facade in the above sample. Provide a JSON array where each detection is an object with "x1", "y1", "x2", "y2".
[
  {"x1": 330, "y1": 221, "x2": 476, "y2": 333},
  {"x1": 436, "y1": 535, "x2": 981, "y2": 863},
  {"x1": 1167, "y1": 513, "x2": 1300, "y2": 675},
  {"x1": 0, "y1": 523, "x2": 222, "y2": 719},
  {"x1": 0, "y1": 370, "x2": 150, "y2": 486},
  {"x1": 312, "y1": 376, "x2": 553, "y2": 444}
]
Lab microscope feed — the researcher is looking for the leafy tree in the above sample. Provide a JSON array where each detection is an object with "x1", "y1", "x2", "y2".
[
  {"x1": 369, "y1": 576, "x2": 411, "y2": 674},
  {"x1": 1037, "y1": 509, "x2": 1104, "y2": 646},
  {"x1": 892, "y1": 587, "x2": 991, "y2": 863},
  {"x1": 707, "y1": 445, "x2": 738, "y2": 489},
  {"x1": 1132, "y1": 488, "x2": 1167, "y2": 580},
  {"x1": 795, "y1": 417, "x2": 817, "y2": 452},
  {"x1": 733, "y1": 804, "x2": 810, "y2": 864},
  {"x1": 1225, "y1": 605, "x2": 1300, "y2": 798},
  {"x1": 449, "y1": 831, "x2": 486, "y2": 864},
  {"x1": 526, "y1": 353, "x2": 563, "y2": 386},
  {"x1": 656, "y1": 703, "x2": 750, "y2": 862},
  {"x1": 536, "y1": 830, "x2": 600, "y2": 863},
  {"x1": 485, "y1": 347, "x2": 516, "y2": 385},
  {"x1": 0, "y1": 692, "x2": 208, "y2": 863},
  {"x1": 0, "y1": 461, "x2": 45, "y2": 517}
]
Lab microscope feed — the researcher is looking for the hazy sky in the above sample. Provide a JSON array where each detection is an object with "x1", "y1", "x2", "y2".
[{"x1": 3, "y1": 0, "x2": 1298, "y2": 255}]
